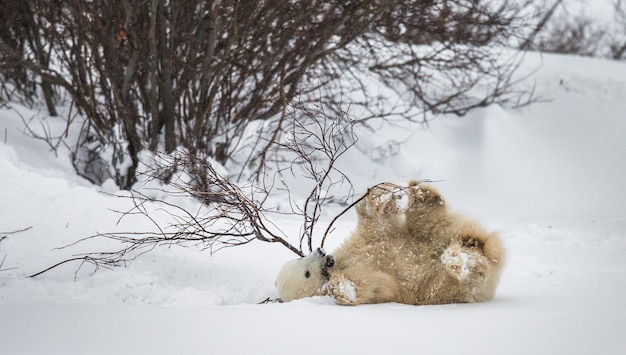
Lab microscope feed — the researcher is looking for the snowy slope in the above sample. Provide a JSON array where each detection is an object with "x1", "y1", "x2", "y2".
[{"x1": 1, "y1": 51, "x2": 626, "y2": 355}]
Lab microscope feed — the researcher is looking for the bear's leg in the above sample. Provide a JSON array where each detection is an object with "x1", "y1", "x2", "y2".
[
  {"x1": 438, "y1": 223, "x2": 505, "y2": 302},
  {"x1": 403, "y1": 182, "x2": 449, "y2": 236},
  {"x1": 326, "y1": 269, "x2": 400, "y2": 305},
  {"x1": 354, "y1": 183, "x2": 409, "y2": 237}
]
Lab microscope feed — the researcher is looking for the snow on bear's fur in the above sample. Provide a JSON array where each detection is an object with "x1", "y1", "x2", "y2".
[{"x1": 275, "y1": 181, "x2": 505, "y2": 305}]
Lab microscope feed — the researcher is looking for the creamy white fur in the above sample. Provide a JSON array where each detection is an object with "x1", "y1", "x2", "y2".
[{"x1": 276, "y1": 181, "x2": 505, "y2": 305}]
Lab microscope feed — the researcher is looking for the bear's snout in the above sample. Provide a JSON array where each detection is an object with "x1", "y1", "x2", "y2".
[{"x1": 315, "y1": 248, "x2": 334, "y2": 268}]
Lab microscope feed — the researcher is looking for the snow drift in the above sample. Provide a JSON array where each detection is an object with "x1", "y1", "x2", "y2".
[{"x1": 1, "y1": 51, "x2": 625, "y2": 354}]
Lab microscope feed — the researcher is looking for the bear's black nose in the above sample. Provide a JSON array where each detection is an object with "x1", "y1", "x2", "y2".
[
  {"x1": 324, "y1": 254, "x2": 335, "y2": 268},
  {"x1": 321, "y1": 254, "x2": 335, "y2": 280}
]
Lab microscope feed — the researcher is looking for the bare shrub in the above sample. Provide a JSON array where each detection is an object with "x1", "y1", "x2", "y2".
[{"x1": 1, "y1": 0, "x2": 538, "y2": 190}]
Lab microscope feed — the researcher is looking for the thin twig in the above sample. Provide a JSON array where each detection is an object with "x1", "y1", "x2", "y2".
[
  {"x1": 28, "y1": 257, "x2": 92, "y2": 278},
  {"x1": 0, "y1": 226, "x2": 33, "y2": 235},
  {"x1": 320, "y1": 190, "x2": 370, "y2": 249},
  {"x1": 320, "y1": 180, "x2": 436, "y2": 248}
]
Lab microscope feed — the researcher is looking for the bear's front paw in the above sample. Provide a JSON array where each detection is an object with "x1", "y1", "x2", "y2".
[
  {"x1": 356, "y1": 183, "x2": 407, "y2": 219},
  {"x1": 407, "y1": 182, "x2": 444, "y2": 209},
  {"x1": 327, "y1": 274, "x2": 359, "y2": 305}
]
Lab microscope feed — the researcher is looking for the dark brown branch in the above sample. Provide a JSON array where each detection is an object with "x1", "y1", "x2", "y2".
[
  {"x1": 320, "y1": 189, "x2": 370, "y2": 249},
  {"x1": 0, "y1": 226, "x2": 33, "y2": 235},
  {"x1": 28, "y1": 257, "x2": 93, "y2": 278}
]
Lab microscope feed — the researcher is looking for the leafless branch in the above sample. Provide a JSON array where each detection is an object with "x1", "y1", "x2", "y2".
[
  {"x1": 28, "y1": 102, "x2": 363, "y2": 277},
  {"x1": 0, "y1": 226, "x2": 33, "y2": 236}
]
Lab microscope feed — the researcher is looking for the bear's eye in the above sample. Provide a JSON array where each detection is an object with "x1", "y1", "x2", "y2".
[{"x1": 305, "y1": 271, "x2": 311, "y2": 278}]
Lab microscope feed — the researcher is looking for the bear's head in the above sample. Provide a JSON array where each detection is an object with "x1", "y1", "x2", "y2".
[{"x1": 275, "y1": 248, "x2": 335, "y2": 302}]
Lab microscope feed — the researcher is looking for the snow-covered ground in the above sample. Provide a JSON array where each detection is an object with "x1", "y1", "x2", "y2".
[{"x1": 1, "y1": 51, "x2": 625, "y2": 354}]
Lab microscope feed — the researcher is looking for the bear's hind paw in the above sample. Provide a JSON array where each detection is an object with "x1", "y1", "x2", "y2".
[{"x1": 441, "y1": 244, "x2": 486, "y2": 281}]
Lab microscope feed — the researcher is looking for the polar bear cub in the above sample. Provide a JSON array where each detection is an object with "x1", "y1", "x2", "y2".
[{"x1": 275, "y1": 181, "x2": 505, "y2": 305}]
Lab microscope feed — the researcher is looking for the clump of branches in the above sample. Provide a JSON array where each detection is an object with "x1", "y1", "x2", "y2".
[
  {"x1": 611, "y1": 0, "x2": 626, "y2": 59},
  {"x1": 533, "y1": 13, "x2": 608, "y2": 57},
  {"x1": 519, "y1": 0, "x2": 626, "y2": 60},
  {"x1": 1, "y1": 0, "x2": 538, "y2": 190},
  {"x1": 0, "y1": 2, "x2": 57, "y2": 115},
  {"x1": 268, "y1": 103, "x2": 358, "y2": 253},
  {"x1": 29, "y1": 104, "x2": 359, "y2": 277}
]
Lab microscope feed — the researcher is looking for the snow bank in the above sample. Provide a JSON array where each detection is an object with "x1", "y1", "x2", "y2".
[{"x1": 1, "y1": 51, "x2": 626, "y2": 354}]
